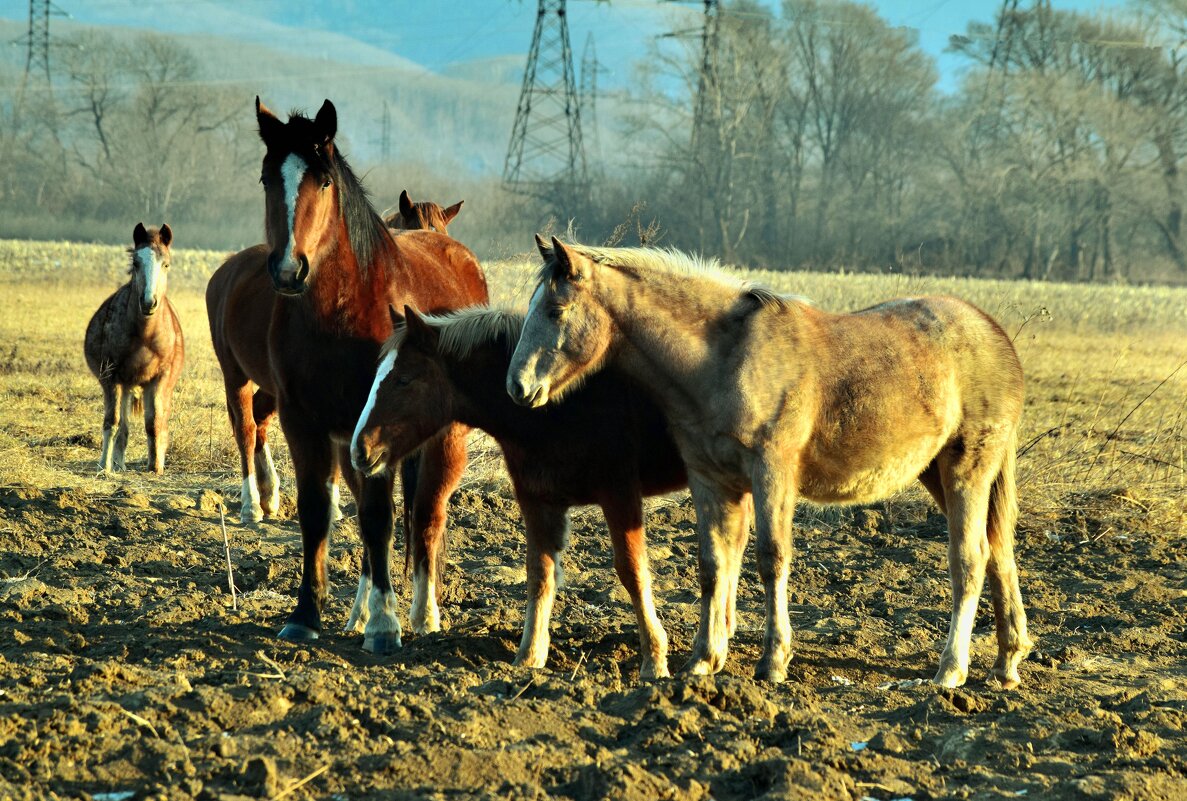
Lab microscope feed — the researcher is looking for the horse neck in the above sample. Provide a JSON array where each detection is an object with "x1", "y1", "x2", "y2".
[
  {"x1": 596, "y1": 267, "x2": 739, "y2": 388},
  {"x1": 119, "y1": 280, "x2": 158, "y2": 335},
  {"x1": 442, "y1": 342, "x2": 527, "y2": 438},
  {"x1": 307, "y1": 218, "x2": 394, "y2": 342}
]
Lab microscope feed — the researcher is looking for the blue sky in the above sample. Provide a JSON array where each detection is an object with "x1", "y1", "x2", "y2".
[{"x1": 0, "y1": 0, "x2": 1134, "y2": 92}]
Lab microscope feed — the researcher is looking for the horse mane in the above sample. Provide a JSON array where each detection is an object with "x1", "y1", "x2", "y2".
[
  {"x1": 537, "y1": 244, "x2": 810, "y2": 310},
  {"x1": 381, "y1": 307, "x2": 525, "y2": 361},
  {"x1": 331, "y1": 150, "x2": 393, "y2": 273}
]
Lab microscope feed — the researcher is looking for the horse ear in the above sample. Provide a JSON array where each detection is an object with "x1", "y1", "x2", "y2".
[
  {"x1": 534, "y1": 233, "x2": 552, "y2": 260},
  {"x1": 399, "y1": 190, "x2": 413, "y2": 217},
  {"x1": 315, "y1": 99, "x2": 337, "y2": 145},
  {"x1": 403, "y1": 304, "x2": 437, "y2": 344},
  {"x1": 442, "y1": 200, "x2": 463, "y2": 224},
  {"x1": 388, "y1": 304, "x2": 403, "y2": 328},
  {"x1": 159, "y1": 223, "x2": 172, "y2": 247},
  {"x1": 551, "y1": 236, "x2": 584, "y2": 281},
  {"x1": 133, "y1": 222, "x2": 149, "y2": 247},
  {"x1": 256, "y1": 97, "x2": 284, "y2": 146}
]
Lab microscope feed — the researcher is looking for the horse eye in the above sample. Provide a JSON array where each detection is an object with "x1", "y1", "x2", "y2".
[
  {"x1": 395, "y1": 374, "x2": 412, "y2": 387},
  {"x1": 547, "y1": 307, "x2": 565, "y2": 321},
  {"x1": 322, "y1": 178, "x2": 332, "y2": 190},
  {"x1": 259, "y1": 175, "x2": 268, "y2": 187}
]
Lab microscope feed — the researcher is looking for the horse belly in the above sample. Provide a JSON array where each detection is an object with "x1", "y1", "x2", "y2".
[{"x1": 798, "y1": 436, "x2": 944, "y2": 505}]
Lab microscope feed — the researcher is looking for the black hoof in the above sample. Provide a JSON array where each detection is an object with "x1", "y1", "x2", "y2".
[
  {"x1": 363, "y1": 633, "x2": 402, "y2": 654},
  {"x1": 278, "y1": 623, "x2": 320, "y2": 642}
]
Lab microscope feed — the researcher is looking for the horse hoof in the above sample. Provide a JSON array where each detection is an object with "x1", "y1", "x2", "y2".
[
  {"x1": 278, "y1": 623, "x2": 319, "y2": 642},
  {"x1": 754, "y1": 662, "x2": 788, "y2": 683},
  {"x1": 241, "y1": 508, "x2": 263, "y2": 525},
  {"x1": 363, "y1": 633, "x2": 402, "y2": 654}
]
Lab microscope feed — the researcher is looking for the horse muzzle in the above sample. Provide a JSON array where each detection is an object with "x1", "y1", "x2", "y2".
[
  {"x1": 506, "y1": 376, "x2": 549, "y2": 408},
  {"x1": 350, "y1": 439, "x2": 388, "y2": 477},
  {"x1": 268, "y1": 252, "x2": 311, "y2": 296}
]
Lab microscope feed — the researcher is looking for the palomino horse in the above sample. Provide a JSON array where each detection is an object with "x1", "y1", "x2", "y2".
[
  {"x1": 206, "y1": 189, "x2": 463, "y2": 524},
  {"x1": 508, "y1": 238, "x2": 1032, "y2": 689},
  {"x1": 254, "y1": 98, "x2": 488, "y2": 652},
  {"x1": 350, "y1": 305, "x2": 750, "y2": 678},
  {"x1": 84, "y1": 223, "x2": 185, "y2": 474},
  {"x1": 383, "y1": 189, "x2": 463, "y2": 234}
]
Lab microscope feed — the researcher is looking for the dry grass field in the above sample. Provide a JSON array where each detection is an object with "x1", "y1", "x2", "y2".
[{"x1": 0, "y1": 238, "x2": 1184, "y2": 800}]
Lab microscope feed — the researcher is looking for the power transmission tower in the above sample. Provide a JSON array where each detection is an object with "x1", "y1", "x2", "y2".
[
  {"x1": 18, "y1": 0, "x2": 66, "y2": 86},
  {"x1": 504, "y1": 0, "x2": 588, "y2": 208},
  {"x1": 691, "y1": 0, "x2": 720, "y2": 155},
  {"x1": 579, "y1": 32, "x2": 603, "y2": 175}
]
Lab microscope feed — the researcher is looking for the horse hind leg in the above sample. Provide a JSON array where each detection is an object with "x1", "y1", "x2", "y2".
[
  {"x1": 253, "y1": 393, "x2": 281, "y2": 518},
  {"x1": 343, "y1": 541, "x2": 373, "y2": 635},
  {"x1": 114, "y1": 387, "x2": 132, "y2": 471},
  {"x1": 602, "y1": 494, "x2": 669, "y2": 679},
  {"x1": 985, "y1": 435, "x2": 1033, "y2": 689},
  {"x1": 99, "y1": 383, "x2": 122, "y2": 473},
  {"x1": 408, "y1": 423, "x2": 469, "y2": 634},
  {"x1": 514, "y1": 501, "x2": 568, "y2": 669},
  {"x1": 143, "y1": 379, "x2": 169, "y2": 474},
  {"x1": 229, "y1": 382, "x2": 262, "y2": 524}
]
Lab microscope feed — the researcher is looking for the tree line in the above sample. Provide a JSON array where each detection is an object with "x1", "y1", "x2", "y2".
[
  {"x1": 3, "y1": 2, "x2": 1187, "y2": 284},
  {"x1": 613, "y1": 0, "x2": 1187, "y2": 283}
]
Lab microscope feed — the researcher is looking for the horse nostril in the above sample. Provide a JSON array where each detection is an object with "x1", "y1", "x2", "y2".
[{"x1": 296, "y1": 255, "x2": 310, "y2": 284}]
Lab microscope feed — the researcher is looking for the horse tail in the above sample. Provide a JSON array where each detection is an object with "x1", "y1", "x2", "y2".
[
  {"x1": 130, "y1": 388, "x2": 144, "y2": 418},
  {"x1": 987, "y1": 428, "x2": 1019, "y2": 550},
  {"x1": 399, "y1": 452, "x2": 420, "y2": 579}
]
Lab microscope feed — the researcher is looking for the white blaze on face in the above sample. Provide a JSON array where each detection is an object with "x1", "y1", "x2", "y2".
[
  {"x1": 136, "y1": 246, "x2": 163, "y2": 309},
  {"x1": 279, "y1": 152, "x2": 308, "y2": 268},
  {"x1": 351, "y1": 348, "x2": 398, "y2": 471}
]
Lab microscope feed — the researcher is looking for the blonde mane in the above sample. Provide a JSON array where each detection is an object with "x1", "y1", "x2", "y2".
[
  {"x1": 381, "y1": 306, "x2": 524, "y2": 361},
  {"x1": 537, "y1": 243, "x2": 809, "y2": 309}
]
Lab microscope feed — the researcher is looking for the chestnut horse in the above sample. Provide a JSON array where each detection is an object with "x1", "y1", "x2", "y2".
[
  {"x1": 509, "y1": 238, "x2": 1032, "y2": 688},
  {"x1": 85, "y1": 223, "x2": 185, "y2": 474},
  {"x1": 350, "y1": 306, "x2": 751, "y2": 678},
  {"x1": 383, "y1": 189, "x2": 463, "y2": 234},
  {"x1": 254, "y1": 98, "x2": 488, "y2": 651},
  {"x1": 206, "y1": 190, "x2": 463, "y2": 524}
]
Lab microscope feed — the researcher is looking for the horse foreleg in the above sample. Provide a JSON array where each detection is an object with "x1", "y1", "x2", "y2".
[
  {"x1": 343, "y1": 543, "x2": 372, "y2": 634},
  {"x1": 99, "y1": 383, "x2": 122, "y2": 473},
  {"x1": 252, "y1": 392, "x2": 281, "y2": 518},
  {"x1": 985, "y1": 446, "x2": 1032, "y2": 690},
  {"x1": 408, "y1": 423, "x2": 469, "y2": 634},
  {"x1": 356, "y1": 468, "x2": 402, "y2": 654},
  {"x1": 514, "y1": 500, "x2": 568, "y2": 669},
  {"x1": 684, "y1": 476, "x2": 748, "y2": 677},
  {"x1": 752, "y1": 462, "x2": 797, "y2": 683},
  {"x1": 278, "y1": 429, "x2": 334, "y2": 641},
  {"x1": 602, "y1": 494, "x2": 669, "y2": 679},
  {"x1": 935, "y1": 471, "x2": 992, "y2": 688}
]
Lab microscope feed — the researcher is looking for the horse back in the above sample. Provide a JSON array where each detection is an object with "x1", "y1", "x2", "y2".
[{"x1": 389, "y1": 230, "x2": 489, "y2": 313}]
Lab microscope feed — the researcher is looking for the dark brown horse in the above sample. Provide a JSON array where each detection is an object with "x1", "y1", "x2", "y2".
[
  {"x1": 350, "y1": 305, "x2": 751, "y2": 678},
  {"x1": 383, "y1": 189, "x2": 463, "y2": 234},
  {"x1": 254, "y1": 97, "x2": 488, "y2": 651},
  {"x1": 85, "y1": 223, "x2": 185, "y2": 474},
  {"x1": 206, "y1": 189, "x2": 465, "y2": 524}
]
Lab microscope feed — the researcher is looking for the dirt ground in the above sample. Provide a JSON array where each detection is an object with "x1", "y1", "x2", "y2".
[{"x1": 0, "y1": 267, "x2": 1184, "y2": 800}]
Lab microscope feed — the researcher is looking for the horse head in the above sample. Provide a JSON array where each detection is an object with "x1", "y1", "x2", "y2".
[
  {"x1": 131, "y1": 222, "x2": 173, "y2": 316},
  {"x1": 256, "y1": 97, "x2": 341, "y2": 296}
]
